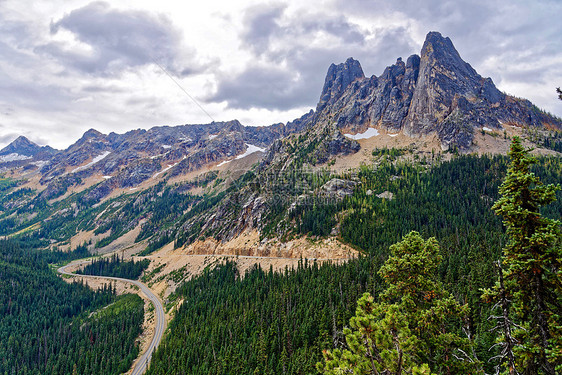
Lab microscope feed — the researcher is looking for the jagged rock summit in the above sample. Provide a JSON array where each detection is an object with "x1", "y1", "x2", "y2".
[
  {"x1": 317, "y1": 57, "x2": 365, "y2": 112},
  {"x1": 314, "y1": 31, "x2": 562, "y2": 150}
]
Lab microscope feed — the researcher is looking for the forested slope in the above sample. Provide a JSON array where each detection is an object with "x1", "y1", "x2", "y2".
[
  {"x1": 0, "y1": 241, "x2": 144, "y2": 375},
  {"x1": 77, "y1": 253, "x2": 150, "y2": 280},
  {"x1": 146, "y1": 154, "x2": 562, "y2": 374}
]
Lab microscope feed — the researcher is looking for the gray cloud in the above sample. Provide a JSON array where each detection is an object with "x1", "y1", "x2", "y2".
[
  {"x1": 211, "y1": 0, "x2": 562, "y2": 115},
  {"x1": 37, "y1": 1, "x2": 204, "y2": 77},
  {"x1": 209, "y1": 65, "x2": 311, "y2": 110},
  {"x1": 0, "y1": 82, "x2": 73, "y2": 112},
  {"x1": 210, "y1": 5, "x2": 416, "y2": 110},
  {"x1": 0, "y1": 133, "x2": 20, "y2": 146},
  {"x1": 241, "y1": 4, "x2": 285, "y2": 54},
  {"x1": 81, "y1": 83, "x2": 128, "y2": 94},
  {"x1": 0, "y1": 56, "x2": 74, "y2": 113}
]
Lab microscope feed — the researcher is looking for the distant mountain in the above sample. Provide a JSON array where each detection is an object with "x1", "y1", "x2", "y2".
[
  {"x1": 0, "y1": 136, "x2": 57, "y2": 166},
  {"x1": 0, "y1": 136, "x2": 41, "y2": 157},
  {"x1": 0, "y1": 136, "x2": 56, "y2": 158},
  {"x1": 16, "y1": 120, "x2": 305, "y2": 201}
]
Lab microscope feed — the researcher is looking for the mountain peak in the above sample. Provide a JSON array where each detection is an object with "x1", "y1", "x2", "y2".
[
  {"x1": 307, "y1": 32, "x2": 560, "y2": 151},
  {"x1": 0, "y1": 136, "x2": 41, "y2": 156},
  {"x1": 11, "y1": 135, "x2": 36, "y2": 147},
  {"x1": 424, "y1": 31, "x2": 449, "y2": 43},
  {"x1": 423, "y1": 31, "x2": 455, "y2": 52},
  {"x1": 82, "y1": 128, "x2": 104, "y2": 139},
  {"x1": 317, "y1": 57, "x2": 364, "y2": 112},
  {"x1": 404, "y1": 31, "x2": 504, "y2": 148},
  {"x1": 419, "y1": 31, "x2": 475, "y2": 77},
  {"x1": 76, "y1": 129, "x2": 106, "y2": 146}
]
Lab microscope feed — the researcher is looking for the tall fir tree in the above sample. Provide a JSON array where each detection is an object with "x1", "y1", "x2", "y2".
[
  {"x1": 318, "y1": 231, "x2": 481, "y2": 375},
  {"x1": 486, "y1": 136, "x2": 562, "y2": 374}
]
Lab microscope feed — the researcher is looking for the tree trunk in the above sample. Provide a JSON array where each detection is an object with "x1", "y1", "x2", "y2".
[{"x1": 532, "y1": 273, "x2": 554, "y2": 375}]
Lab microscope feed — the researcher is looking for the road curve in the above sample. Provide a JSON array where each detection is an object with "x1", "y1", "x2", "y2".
[{"x1": 58, "y1": 262, "x2": 166, "y2": 375}]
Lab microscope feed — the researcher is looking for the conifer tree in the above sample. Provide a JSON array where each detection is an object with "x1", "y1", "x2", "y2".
[
  {"x1": 485, "y1": 136, "x2": 561, "y2": 374},
  {"x1": 318, "y1": 231, "x2": 481, "y2": 374}
]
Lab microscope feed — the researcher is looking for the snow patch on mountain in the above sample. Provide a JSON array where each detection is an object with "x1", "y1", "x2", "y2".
[
  {"x1": 236, "y1": 144, "x2": 265, "y2": 159},
  {"x1": 344, "y1": 128, "x2": 379, "y2": 140},
  {"x1": 152, "y1": 163, "x2": 178, "y2": 179},
  {"x1": 217, "y1": 144, "x2": 265, "y2": 167},
  {"x1": 0, "y1": 153, "x2": 32, "y2": 162},
  {"x1": 71, "y1": 151, "x2": 111, "y2": 173}
]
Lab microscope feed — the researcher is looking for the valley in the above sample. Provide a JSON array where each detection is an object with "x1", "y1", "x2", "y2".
[
  {"x1": 58, "y1": 260, "x2": 166, "y2": 375},
  {"x1": 0, "y1": 29, "x2": 560, "y2": 374}
]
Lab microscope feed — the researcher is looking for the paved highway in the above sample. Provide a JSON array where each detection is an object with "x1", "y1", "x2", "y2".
[{"x1": 58, "y1": 262, "x2": 166, "y2": 375}]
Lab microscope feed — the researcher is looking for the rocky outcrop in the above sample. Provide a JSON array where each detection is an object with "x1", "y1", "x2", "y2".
[
  {"x1": 312, "y1": 31, "x2": 562, "y2": 150},
  {"x1": 259, "y1": 125, "x2": 359, "y2": 171},
  {"x1": 320, "y1": 178, "x2": 357, "y2": 198},
  {"x1": 312, "y1": 55, "x2": 420, "y2": 135},
  {"x1": 317, "y1": 58, "x2": 365, "y2": 112}
]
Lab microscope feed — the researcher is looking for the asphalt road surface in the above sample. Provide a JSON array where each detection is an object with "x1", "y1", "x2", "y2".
[{"x1": 58, "y1": 262, "x2": 166, "y2": 375}]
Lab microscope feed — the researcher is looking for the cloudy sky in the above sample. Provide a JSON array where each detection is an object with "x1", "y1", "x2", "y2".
[{"x1": 1, "y1": 0, "x2": 561, "y2": 149}]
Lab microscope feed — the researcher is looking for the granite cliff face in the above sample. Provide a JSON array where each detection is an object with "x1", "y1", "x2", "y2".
[
  {"x1": 312, "y1": 31, "x2": 562, "y2": 150},
  {"x1": 317, "y1": 57, "x2": 365, "y2": 112}
]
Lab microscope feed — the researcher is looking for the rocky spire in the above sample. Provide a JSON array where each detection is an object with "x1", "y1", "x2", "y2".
[
  {"x1": 317, "y1": 57, "x2": 364, "y2": 112},
  {"x1": 404, "y1": 31, "x2": 503, "y2": 148}
]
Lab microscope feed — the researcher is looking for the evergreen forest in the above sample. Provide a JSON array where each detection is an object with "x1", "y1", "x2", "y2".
[
  {"x1": 146, "y1": 151, "x2": 562, "y2": 375},
  {"x1": 77, "y1": 253, "x2": 150, "y2": 280},
  {"x1": 1, "y1": 146, "x2": 560, "y2": 374},
  {"x1": 0, "y1": 241, "x2": 144, "y2": 375}
]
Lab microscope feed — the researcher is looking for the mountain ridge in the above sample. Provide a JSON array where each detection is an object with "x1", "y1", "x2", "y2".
[
  {"x1": 310, "y1": 31, "x2": 561, "y2": 151},
  {"x1": 0, "y1": 31, "x2": 560, "y2": 255}
]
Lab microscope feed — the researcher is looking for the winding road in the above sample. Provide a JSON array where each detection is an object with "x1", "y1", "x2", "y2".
[{"x1": 58, "y1": 262, "x2": 166, "y2": 375}]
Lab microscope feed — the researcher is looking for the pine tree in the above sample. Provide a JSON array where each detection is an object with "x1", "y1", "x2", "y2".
[
  {"x1": 486, "y1": 136, "x2": 562, "y2": 374},
  {"x1": 318, "y1": 292, "x2": 432, "y2": 375},
  {"x1": 318, "y1": 231, "x2": 481, "y2": 374}
]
